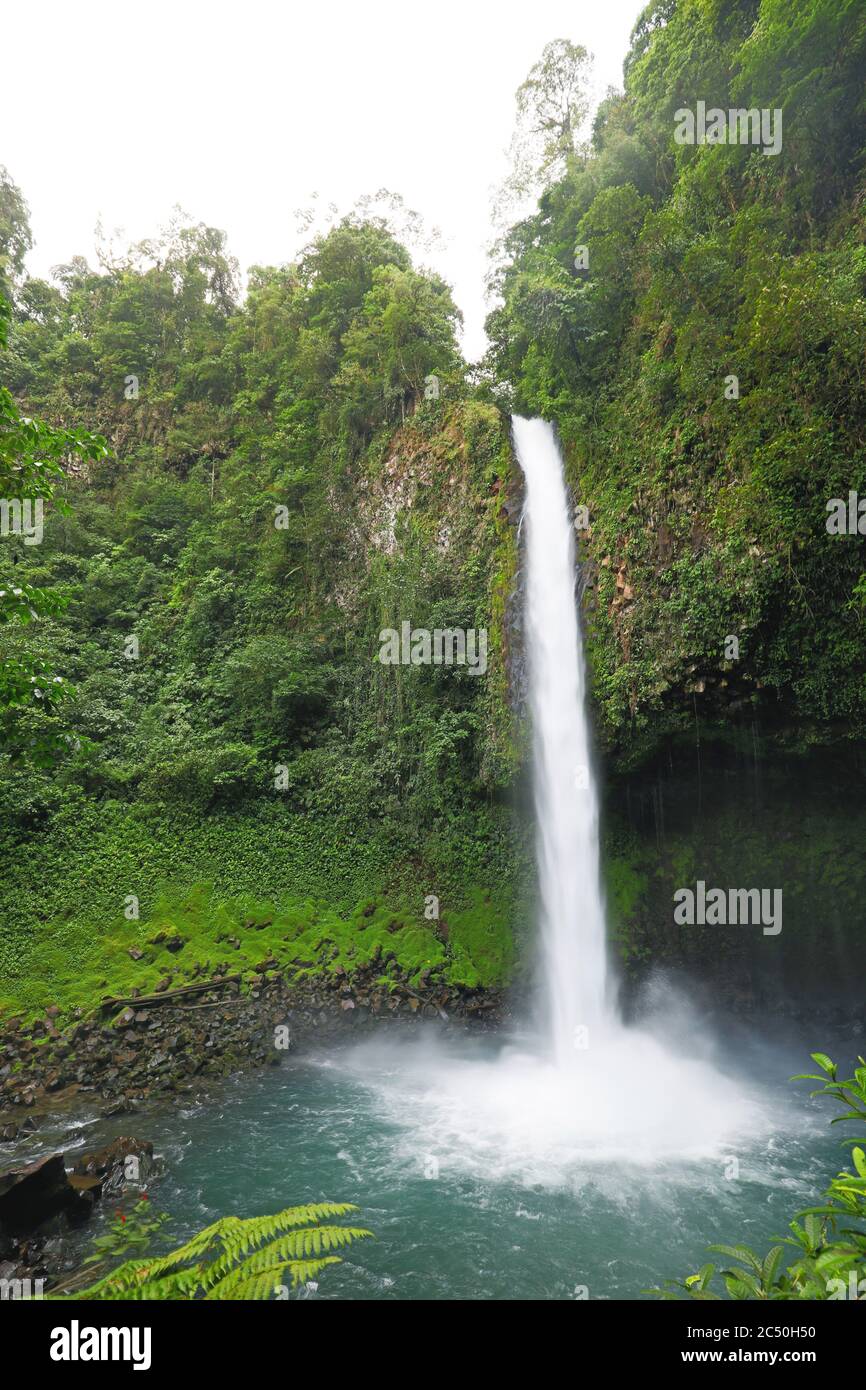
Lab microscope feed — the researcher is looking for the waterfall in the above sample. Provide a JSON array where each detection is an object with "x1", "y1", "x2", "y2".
[
  {"x1": 513, "y1": 416, "x2": 612, "y2": 1064},
  {"x1": 345, "y1": 416, "x2": 760, "y2": 1171}
]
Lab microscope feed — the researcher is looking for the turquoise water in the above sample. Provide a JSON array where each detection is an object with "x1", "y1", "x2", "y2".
[{"x1": 35, "y1": 1020, "x2": 854, "y2": 1301}]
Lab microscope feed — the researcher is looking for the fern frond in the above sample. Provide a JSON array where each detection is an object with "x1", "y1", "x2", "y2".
[
  {"x1": 56, "y1": 1202, "x2": 369, "y2": 1302},
  {"x1": 202, "y1": 1225, "x2": 372, "y2": 1290},
  {"x1": 60, "y1": 1264, "x2": 207, "y2": 1302},
  {"x1": 206, "y1": 1257, "x2": 342, "y2": 1300}
]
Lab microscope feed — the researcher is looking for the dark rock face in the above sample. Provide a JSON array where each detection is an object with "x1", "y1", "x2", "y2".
[
  {"x1": 0, "y1": 1138, "x2": 157, "y2": 1290},
  {"x1": 0, "y1": 1154, "x2": 90, "y2": 1238}
]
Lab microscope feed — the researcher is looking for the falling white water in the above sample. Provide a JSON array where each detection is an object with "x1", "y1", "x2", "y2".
[
  {"x1": 513, "y1": 416, "x2": 611, "y2": 1064},
  {"x1": 340, "y1": 417, "x2": 771, "y2": 1176}
]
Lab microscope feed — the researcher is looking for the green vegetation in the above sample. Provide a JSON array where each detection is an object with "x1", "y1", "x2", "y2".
[
  {"x1": 2, "y1": 0, "x2": 866, "y2": 1316},
  {"x1": 0, "y1": 288, "x2": 106, "y2": 764},
  {"x1": 0, "y1": 180, "x2": 525, "y2": 1019},
  {"x1": 487, "y1": 0, "x2": 866, "y2": 763},
  {"x1": 55, "y1": 1202, "x2": 372, "y2": 1300},
  {"x1": 650, "y1": 1053, "x2": 866, "y2": 1299},
  {"x1": 3, "y1": 1, "x2": 866, "y2": 1017},
  {"x1": 0, "y1": 793, "x2": 518, "y2": 1018}
]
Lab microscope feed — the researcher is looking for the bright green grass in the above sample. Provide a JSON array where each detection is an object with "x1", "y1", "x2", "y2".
[{"x1": 0, "y1": 795, "x2": 520, "y2": 1022}]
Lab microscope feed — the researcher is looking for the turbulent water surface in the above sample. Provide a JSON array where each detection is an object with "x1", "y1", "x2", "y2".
[{"x1": 20, "y1": 1023, "x2": 847, "y2": 1300}]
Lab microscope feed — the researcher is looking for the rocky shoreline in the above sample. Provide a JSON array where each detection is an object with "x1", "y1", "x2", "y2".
[
  {"x1": 0, "y1": 961, "x2": 509, "y2": 1130},
  {"x1": 5, "y1": 953, "x2": 862, "y2": 1136},
  {"x1": 0, "y1": 964, "x2": 509, "y2": 1292}
]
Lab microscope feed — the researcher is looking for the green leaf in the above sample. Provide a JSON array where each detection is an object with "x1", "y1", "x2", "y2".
[
  {"x1": 708, "y1": 1243, "x2": 762, "y2": 1272},
  {"x1": 811, "y1": 1053, "x2": 837, "y2": 1077},
  {"x1": 761, "y1": 1246, "x2": 784, "y2": 1290}
]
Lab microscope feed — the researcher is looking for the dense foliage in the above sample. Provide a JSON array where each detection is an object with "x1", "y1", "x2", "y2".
[
  {"x1": 0, "y1": 184, "x2": 522, "y2": 1016},
  {"x1": 0, "y1": 290, "x2": 106, "y2": 764},
  {"x1": 487, "y1": 0, "x2": 866, "y2": 762},
  {"x1": 3, "y1": 0, "x2": 866, "y2": 1017}
]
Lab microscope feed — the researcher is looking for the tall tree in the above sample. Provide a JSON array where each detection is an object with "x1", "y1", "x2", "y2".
[
  {"x1": 498, "y1": 39, "x2": 593, "y2": 215},
  {"x1": 0, "y1": 167, "x2": 33, "y2": 299}
]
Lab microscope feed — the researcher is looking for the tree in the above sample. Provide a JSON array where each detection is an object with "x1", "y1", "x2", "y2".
[
  {"x1": 335, "y1": 262, "x2": 462, "y2": 440},
  {"x1": 499, "y1": 39, "x2": 593, "y2": 212},
  {"x1": 0, "y1": 166, "x2": 33, "y2": 298},
  {"x1": 0, "y1": 292, "x2": 107, "y2": 762}
]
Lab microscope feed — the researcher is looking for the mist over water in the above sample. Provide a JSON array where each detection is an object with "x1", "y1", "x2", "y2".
[{"x1": 35, "y1": 1024, "x2": 829, "y2": 1302}]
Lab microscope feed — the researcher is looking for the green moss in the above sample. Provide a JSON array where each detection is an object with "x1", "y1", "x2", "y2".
[
  {"x1": 604, "y1": 852, "x2": 651, "y2": 964},
  {"x1": 0, "y1": 830, "x2": 515, "y2": 1022},
  {"x1": 445, "y1": 887, "x2": 515, "y2": 989}
]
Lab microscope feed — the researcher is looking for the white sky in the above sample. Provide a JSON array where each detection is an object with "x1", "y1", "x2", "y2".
[{"x1": 6, "y1": 0, "x2": 645, "y2": 360}]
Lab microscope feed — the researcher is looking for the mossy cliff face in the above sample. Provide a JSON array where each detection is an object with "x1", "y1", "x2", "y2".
[
  {"x1": 0, "y1": 402, "x2": 533, "y2": 1024},
  {"x1": 485, "y1": 2, "x2": 866, "y2": 773},
  {"x1": 1, "y1": 394, "x2": 861, "y2": 1030},
  {"x1": 567, "y1": 412, "x2": 866, "y2": 776}
]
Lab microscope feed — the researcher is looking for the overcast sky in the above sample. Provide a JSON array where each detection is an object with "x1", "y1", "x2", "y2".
[{"x1": 6, "y1": 0, "x2": 646, "y2": 359}]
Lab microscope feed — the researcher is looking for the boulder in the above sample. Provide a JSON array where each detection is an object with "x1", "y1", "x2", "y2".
[
  {"x1": 0, "y1": 1154, "x2": 88, "y2": 1235},
  {"x1": 72, "y1": 1137, "x2": 155, "y2": 1198}
]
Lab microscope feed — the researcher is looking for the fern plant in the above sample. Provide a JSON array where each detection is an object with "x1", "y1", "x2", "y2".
[{"x1": 54, "y1": 1203, "x2": 372, "y2": 1301}]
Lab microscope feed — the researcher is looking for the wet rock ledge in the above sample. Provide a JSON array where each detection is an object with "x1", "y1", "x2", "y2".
[
  {"x1": 0, "y1": 964, "x2": 509, "y2": 1125},
  {"x1": 0, "y1": 1137, "x2": 156, "y2": 1291}
]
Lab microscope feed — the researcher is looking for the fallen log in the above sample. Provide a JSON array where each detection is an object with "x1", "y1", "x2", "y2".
[
  {"x1": 100, "y1": 975, "x2": 243, "y2": 1011},
  {"x1": 168, "y1": 998, "x2": 249, "y2": 1012}
]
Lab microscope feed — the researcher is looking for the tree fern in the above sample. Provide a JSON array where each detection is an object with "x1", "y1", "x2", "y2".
[{"x1": 55, "y1": 1202, "x2": 372, "y2": 1301}]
